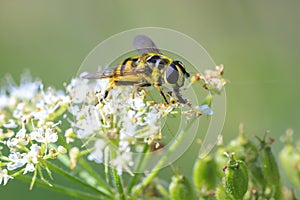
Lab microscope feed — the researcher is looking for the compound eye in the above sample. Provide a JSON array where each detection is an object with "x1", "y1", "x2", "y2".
[{"x1": 166, "y1": 63, "x2": 179, "y2": 84}]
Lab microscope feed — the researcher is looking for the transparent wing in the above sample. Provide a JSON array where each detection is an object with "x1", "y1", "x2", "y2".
[
  {"x1": 82, "y1": 66, "x2": 119, "y2": 79},
  {"x1": 82, "y1": 65, "x2": 148, "y2": 80},
  {"x1": 133, "y1": 35, "x2": 162, "y2": 55}
]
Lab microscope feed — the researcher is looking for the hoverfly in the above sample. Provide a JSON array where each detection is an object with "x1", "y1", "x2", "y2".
[{"x1": 83, "y1": 35, "x2": 190, "y2": 104}]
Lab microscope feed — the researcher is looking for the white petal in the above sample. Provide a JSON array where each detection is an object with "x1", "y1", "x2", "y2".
[
  {"x1": 24, "y1": 163, "x2": 35, "y2": 174},
  {"x1": 3, "y1": 119, "x2": 18, "y2": 129}
]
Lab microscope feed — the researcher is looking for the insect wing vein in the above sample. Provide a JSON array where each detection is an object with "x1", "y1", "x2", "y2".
[
  {"x1": 83, "y1": 66, "x2": 118, "y2": 79},
  {"x1": 133, "y1": 35, "x2": 162, "y2": 55}
]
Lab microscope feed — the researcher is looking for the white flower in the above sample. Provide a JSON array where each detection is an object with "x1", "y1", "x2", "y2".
[
  {"x1": 100, "y1": 86, "x2": 132, "y2": 115},
  {"x1": 143, "y1": 108, "x2": 161, "y2": 135},
  {"x1": 30, "y1": 85, "x2": 70, "y2": 124},
  {"x1": 16, "y1": 126, "x2": 26, "y2": 139},
  {"x1": 110, "y1": 151, "x2": 134, "y2": 175},
  {"x1": 120, "y1": 118, "x2": 137, "y2": 139},
  {"x1": 128, "y1": 95, "x2": 146, "y2": 110},
  {"x1": 120, "y1": 108, "x2": 147, "y2": 139},
  {"x1": 207, "y1": 78, "x2": 226, "y2": 92},
  {"x1": 7, "y1": 152, "x2": 26, "y2": 171},
  {"x1": 6, "y1": 139, "x2": 18, "y2": 148},
  {"x1": 31, "y1": 108, "x2": 49, "y2": 123},
  {"x1": 7, "y1": 144, "x2": 41, "y2": 174},
  {"x1": 0, "y1": 92, "x2": 9, "y2": 108},
  {"x1": 73, "y1": 105, "x2": 100, "y2": 138},
  {"x1": 7, "y1": 126, "x2": 29, "y2": 148},
  {"x1": 23, "y1": 144, "x2": 41, "y2": 174},
  {"x1": 72, "y1": 81, "x2": 89, "y2": 104},
  {"x1": 24, "y1": 163, "x2": 35, "y2": 174},
  {"x1": 3, "y1": 119, "x2": 18, "y2": 129},
  {"x1": 12, "y1": 103, "x2": 25, "y2": 119},
  {"x1": 0, "y1": 129, "x2": 14, "y2": 141},
  {"x1": 27, "y1": 144, "x2": 40, "y2": 164},
  {"x1": 30, "y1": 127, "x2": 58, "y2": 144},
  {"x1": 87, "y1": 139, "x2": 107, "y2": 163},
  {"x1": 199, "y1": 65, "x2": 227, "y2": 94},
  {"x1": 0, "y1": 169, "x2": 13, "y2": 185},
  {"x1": 10, "y1": 82, "x2": 39, "y2": 99},
  {"x1": 40, "y1": 85, "x2": 62, "y2": 105},
  {"x1": 67, "y1": 77, "x2": 96, "y2": 104},
  {"x1": 144, "y1": 107, "x2": 160, "y2": 126},
  {"x1": 119, "y1": 140, "x2": 130, "y2": 152},
  {"x1": 64, "y1": 128, "x2": 75, "y2": 144},
  {"x1": 7, "y1": 73, "x2": 40, "y2": 100}
]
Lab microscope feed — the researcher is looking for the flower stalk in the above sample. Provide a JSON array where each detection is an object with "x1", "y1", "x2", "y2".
[{"x1": 131, "y1": 117, "x2": 196, "y2": 199}]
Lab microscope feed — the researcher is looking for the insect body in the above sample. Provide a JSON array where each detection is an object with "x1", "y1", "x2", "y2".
[{"x1": 83, "y1": 35, "x2": 190, "y2": 104}]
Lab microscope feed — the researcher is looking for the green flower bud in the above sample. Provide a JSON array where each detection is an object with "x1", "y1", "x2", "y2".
[
  {"x1": 224, "y1": 154, "x2": 248, "y2": 200},
  {"x1": 193, "y1": 155, "x2": 218, "y2": 192},
  {"x1": 247, "y1": 162, "x2": 267, "y2": 191},
  {"x1": 279, "y1": 133, "x2": 300, "y2": 188},
  {"x1": 279, "y1": 143, "x2": 300, "y2": 188},
  {"x1": 155, "y1": 179, "x2": 169, "y2": 199},
  {"x1": 216, "y1": 184, "x2": 234, "y2": 200},
  {"x1": 215, "y1": 145, "x2": 229, "y2": 179},
  {"x1": 259, "y1": 135, "x2": 281, "y2": 199},
  {"x1": 169, "y1": 175, "x2": 195, "y2": 200},
  {"x1": 227, "y1": 124, "x2": 259, "y2": 163}
]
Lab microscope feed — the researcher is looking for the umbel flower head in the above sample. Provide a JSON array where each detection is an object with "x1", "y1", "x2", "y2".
[
  {"x1": 0, "y1": 73, "x2": 68, "y2": 187},
  {"x1": 67, "y1": 75, "x2": 179, "y2": 175},
  {"x1": 67, "y1": 65, "x2": 226, "y2": 175},
  {"x1": 0, "y1": 65, "x2": 226, "y2": 186}
]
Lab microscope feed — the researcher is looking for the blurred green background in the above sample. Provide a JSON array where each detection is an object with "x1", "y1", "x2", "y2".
[{"x1": 1, "y1": 1, "x2": 300, "y2": 199}]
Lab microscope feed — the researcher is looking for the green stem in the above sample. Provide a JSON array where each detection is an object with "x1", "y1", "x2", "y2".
[
  {"x1": 104, "y1": 147, "x2": 110, "y2": 184},
  {"x1": 55, "y1": 133, "x2": 112, "y2": 193},
  {"x1": 127, "y1": 144, "x2": 149, "y2": 194},
  {"x1": 17, "y1": 175, "x2": 103, "y2": 200},
  {"x1": 37, "y1": 164, "x2": 53, "y2": 187},
  {"x1": 112, "y1": 168, "x2": 126, "y2": 200},
  {"x1": 78, "y1": 158, "x2": 112, "y2": 193},
  {"x1": 131, "y1": 117, "x2": 196, "y2": 199},
  {"x1": 45, "y1": 161, "x2": 112, "y2": 198},
  {"x1": 30, "y1": 166, "x2": 38, "y2": 190}
]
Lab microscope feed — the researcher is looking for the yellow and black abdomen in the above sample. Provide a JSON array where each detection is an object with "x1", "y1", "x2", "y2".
[{"x1": 111, "y1": 56, "x2": 143, "y2": 84}]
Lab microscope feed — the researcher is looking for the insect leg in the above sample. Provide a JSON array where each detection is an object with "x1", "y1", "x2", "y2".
[
  {"x1": 154, "y1": 82, "x2": 169, "y2": 104},
  {"x1": 132, "y1": 82, "x2": 151, "y2": 99},
  {"x1": 172, "y1": 87, "x2": 187, "y2": 104},
  {"x1": 95, "y1": 81, "x2": 117, "y2": 106}
]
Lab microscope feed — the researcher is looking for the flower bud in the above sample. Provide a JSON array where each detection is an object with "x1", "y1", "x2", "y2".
[
  {"x1": 64, "y1": 128, "x2": 75, "y2": 144},
  {"x1": 216, "y1": 184, "x2": 234, "y2": 200},
  {"x1": 215, "y1": 145, "x2": 229, "y2": 178},
  {"x1": 247, "y1": 162, "x2": 266, "y2": 191},
  {"x1": 169, "y1": 175, "x2": 195, "y2": 200},
  {"x1": 279, "y1": 137, "x2": 300, "y2": 188},
  {"x1": 69, "y1": 147, "x2": 80, "y2": 170},
  {"x1": 227, "y1": 124, "x2": 259, "y2": 163},
  {"x1": 224, "y1": 154, "x2": 248, "y2": 200},
  {"x1": 193, "y1": 155, "x2": 217, "y2": 192},
  {"x1": 259, "y1": 136, "x2": 281, "y2": 199},
  {"x1": 57, "y1": 145, "x2": 67, "y2": 154}
]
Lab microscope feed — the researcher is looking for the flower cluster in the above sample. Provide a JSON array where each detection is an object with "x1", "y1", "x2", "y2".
[
  {"x1": 67, "y1": 75, "x2": 180, "y2": 175},
  {"x1": 191, "y1": 64, "x2": 227, "y2": 94},
  {"x1": 0, "y1": 64, "x2": 227, "y2": 187},
  {"x1": 0, "y1": 73, "x2": 68, "y2": 186}
]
